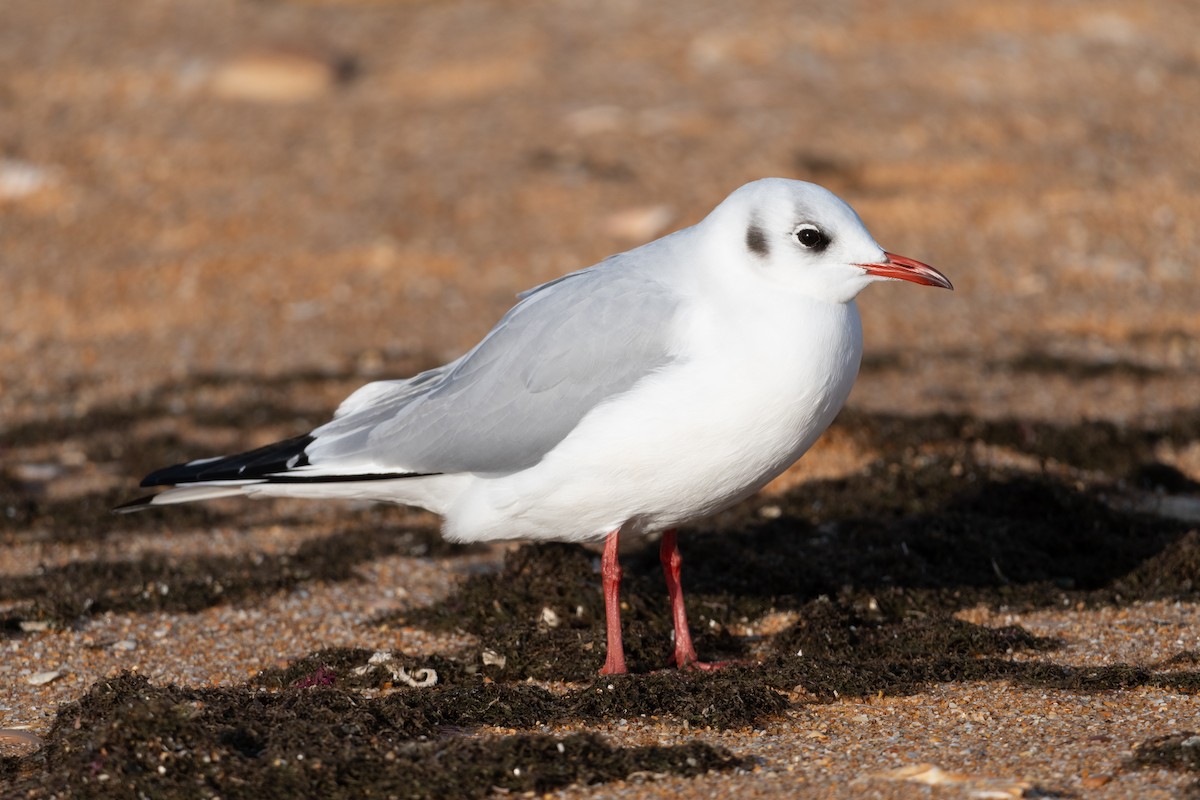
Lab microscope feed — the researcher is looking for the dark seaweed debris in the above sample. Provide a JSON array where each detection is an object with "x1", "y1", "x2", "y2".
[
  {"x1": 255, "y1": 647, "x2": 787, "y2": 731},
  {"x1": 402, "y1": 542, "x2": 743, "y2": 679},
  {"x1": 393, "y1": 453, "x2": 1200, "y2": 703},
  {"x1": 3, "y1": 672, "x2": 747, "y2": 799},
  {"x1": 1130, "y1": 731, "x2": 1200, "y2": 797},
  {"x1": 7, "y1": 369, "x2": 1200, "y2": 797},
  {"x1": 0, "y1": 523, "x2": 459, "y2": 631},
  {"x1": 1132, "y1": 731, "x2": 1200, "y2": 772}
]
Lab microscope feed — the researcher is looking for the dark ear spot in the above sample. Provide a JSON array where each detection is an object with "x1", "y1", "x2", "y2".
[{"x1": 746, "y1": 223, "x2": 769, "y2": 258}]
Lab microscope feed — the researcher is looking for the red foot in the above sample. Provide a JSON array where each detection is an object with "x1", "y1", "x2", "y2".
[
  {"x1": 599, "y1": 528, "x2": 628, "y2": 675},
  {"x1": 660, "y1": 529, "x2": 712, "y2": 671},
  {"x1": 598, "y1": 528, "x2": 746, "y2": 675}
]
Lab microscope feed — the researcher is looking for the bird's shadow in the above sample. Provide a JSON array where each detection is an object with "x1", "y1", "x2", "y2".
[{"x1": 398, "y1": 441, "x2": 1200, "y2": 699}]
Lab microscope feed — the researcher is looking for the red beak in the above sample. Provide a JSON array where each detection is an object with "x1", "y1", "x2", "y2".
[{"x1": 858, "y1": 252, "x2": 953, "y2": 290}]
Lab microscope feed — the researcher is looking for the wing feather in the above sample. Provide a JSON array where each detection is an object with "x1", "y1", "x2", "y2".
[{"x1": 304, "y1": 255, "x2": 682, "y2": 475}]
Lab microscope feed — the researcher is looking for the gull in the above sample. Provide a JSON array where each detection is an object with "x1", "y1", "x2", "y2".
[{"x1": 121, "y1": 178, "x2": 952, "y2": 674}]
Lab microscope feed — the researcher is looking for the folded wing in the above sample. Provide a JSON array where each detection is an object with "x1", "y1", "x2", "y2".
[{"x1": 301, "y1": 259, "x2": 682, "y2": 476}]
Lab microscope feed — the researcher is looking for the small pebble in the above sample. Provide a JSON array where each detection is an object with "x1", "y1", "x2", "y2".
[
  {"x1": 208, "y1": 50, "x2": 351, "y2": 103},
  {"x1": 0, "y1": 159, "x2": 59, "y2": 201},
  {"x1": 26, "y1": 670, "x2": 62, "y2": 686}
]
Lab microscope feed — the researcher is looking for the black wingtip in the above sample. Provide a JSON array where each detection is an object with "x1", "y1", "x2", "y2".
[
  {"x1": 140, "y1": 434, "x2": 316, "y2": 487},
  {"x1": 113, "y1": 494, "x2": 158, "y2": 514}
]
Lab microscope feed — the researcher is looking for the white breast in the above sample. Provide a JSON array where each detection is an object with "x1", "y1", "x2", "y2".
[{"x1": 443, "y1": 294, "x2": 863, "y2": 543}]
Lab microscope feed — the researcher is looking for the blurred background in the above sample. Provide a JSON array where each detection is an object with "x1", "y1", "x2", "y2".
[
  {"x1": 3, "y1": 5, "x2": 1200, "y2": 792},
  {"x1": 1, "y1": 0, "x2": 1198, "y2": 476}
]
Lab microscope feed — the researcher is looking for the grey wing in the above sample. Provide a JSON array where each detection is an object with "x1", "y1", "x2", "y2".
[{"x1": 303, "y1": 259, "x2": 682, "y2": 475}]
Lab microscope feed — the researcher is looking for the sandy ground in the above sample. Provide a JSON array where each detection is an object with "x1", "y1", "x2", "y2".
[{"x1": 3, "y1": 0, "x2": 1200, "y2": 797}]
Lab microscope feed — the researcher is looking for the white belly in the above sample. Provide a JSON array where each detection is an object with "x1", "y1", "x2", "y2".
[{"x1": 443, "y1": 298, "x2": 863, "y2": 543}]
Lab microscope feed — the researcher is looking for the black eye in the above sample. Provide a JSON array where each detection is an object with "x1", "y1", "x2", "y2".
[{"x1": 793, "y1": 224, "x2": 828, "y2": 250}]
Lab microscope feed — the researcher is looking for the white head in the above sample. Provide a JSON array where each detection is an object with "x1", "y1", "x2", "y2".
[{"x1": 701, "y1": 178, "x2": 952, "y2": 304}]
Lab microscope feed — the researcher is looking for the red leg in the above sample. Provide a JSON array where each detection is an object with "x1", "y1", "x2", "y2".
[
  {"x1": 661, "y1": 529, "x2": 722, "y2": 670},
  {"x1": 599, "y1": 528, "x2": 627, "y2": 675}
]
